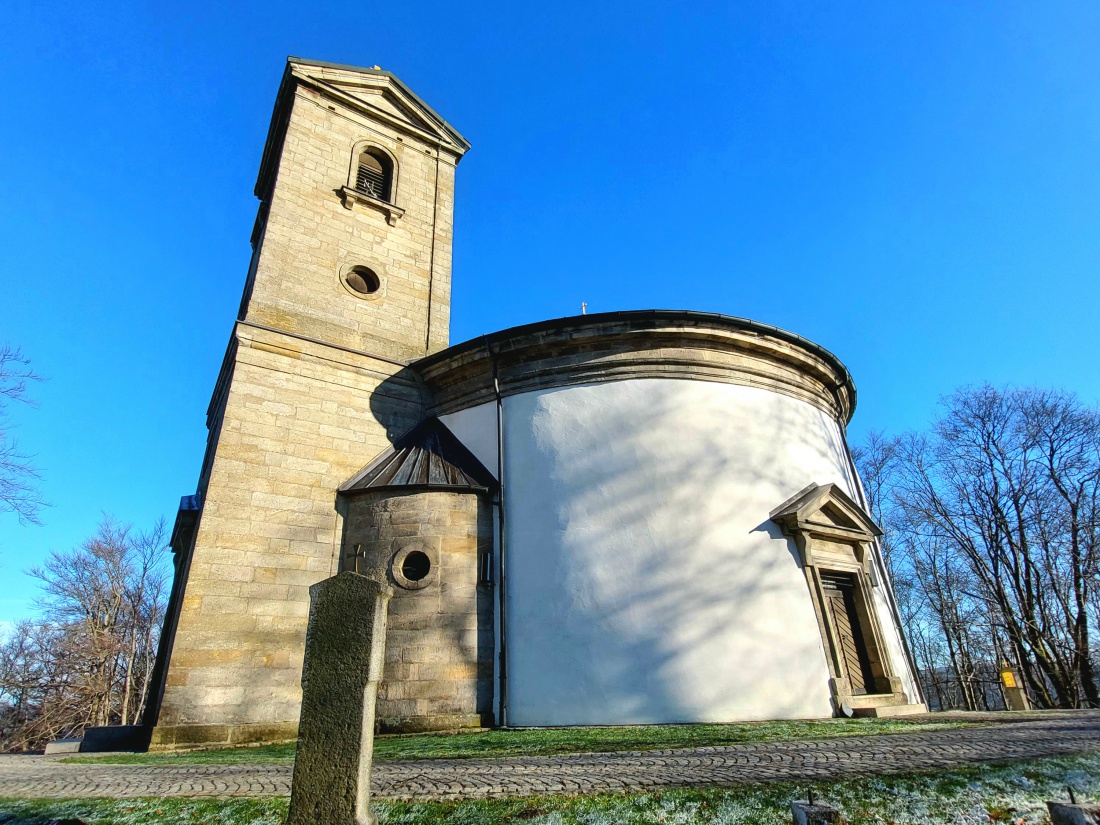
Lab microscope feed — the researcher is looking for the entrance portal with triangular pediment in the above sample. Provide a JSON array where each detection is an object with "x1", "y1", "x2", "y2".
[{"x1": 771, "y1": 483, "x2": 918, "y2": 716}]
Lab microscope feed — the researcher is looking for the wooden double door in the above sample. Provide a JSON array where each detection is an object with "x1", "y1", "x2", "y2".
[{"x1": 820, "y1": 572, "x2": 877, "y2": 695}]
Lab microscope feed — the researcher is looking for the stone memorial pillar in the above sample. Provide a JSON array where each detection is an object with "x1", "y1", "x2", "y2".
[{"x1": 288, "y1": 572, "x2": 393, "y2": 825}]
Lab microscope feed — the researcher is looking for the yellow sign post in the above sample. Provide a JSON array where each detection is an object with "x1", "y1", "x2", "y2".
[{"x1": 999, "y1": 662, "x2": 1030, "y2": 711}]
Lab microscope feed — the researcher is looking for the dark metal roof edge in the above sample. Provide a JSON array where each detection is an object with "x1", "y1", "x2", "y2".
[
  {"x1": 254, "y1": 62, "x2": 297, "y2": 200},
  {"x1": 341, "y1": 483, "x2": 492, "y2": 497},
  {"x1": 338, "y1": 443, "x2": 400, "y2": 492},
  {"x1": 169, "y1": 493, "x2": 203, "y2": 554},
  {"x1": 417, "y1": 309, "x2": 857, "y2": 417}
]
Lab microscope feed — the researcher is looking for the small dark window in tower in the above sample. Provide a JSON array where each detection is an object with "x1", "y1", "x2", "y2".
[
  {"x1": 355, "y1": 150, "x2": 392, "y2": 201},
  {"x1": 401, "y1": 551, "x2": 431, "y2": 582},
  {"x1": 344, "y1": 266, "x2": 380, "y2": 295}
]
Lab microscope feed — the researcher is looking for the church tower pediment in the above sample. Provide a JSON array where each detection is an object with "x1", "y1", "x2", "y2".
[
  {"x1": 318, "y1": 80, "x2": 445, "y2": 141},
  {"x1": 287, "y1": 57, "x2": 471, "y2": 153}
]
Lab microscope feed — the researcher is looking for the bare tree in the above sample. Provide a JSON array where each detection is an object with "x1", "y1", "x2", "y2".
[
  {"x1": 857, "y1": 386, "x2": 1100, "y2": 710},
  {"x1": 1021, "y1": 390, "x2": 1100, "y2": 706},
  {"x1": 856, "y1": 430, "x2": 996, "y2": 710},
  {"x1": 0, "y1": 620, "x2": 75, "y2": 750},
  {"x1": 0, "y1": 517, "x2": 168, "y2": 750},
  {"x1": 0, "y1": 345, "x2": 45, "y2": 525}
]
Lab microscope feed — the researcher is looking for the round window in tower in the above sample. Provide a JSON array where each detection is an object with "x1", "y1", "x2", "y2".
[
  {"x1": 401, "y1": 551, "x2": 431, "y2": 582},
  {"x1": 344, "y1": 265, "x2": 381, "y2": 296},
  {"x1": 390, "y1": 544, "x2": 436, "y2": 591}
]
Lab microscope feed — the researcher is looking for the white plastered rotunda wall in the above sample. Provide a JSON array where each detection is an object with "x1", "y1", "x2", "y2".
[
  {"x1": 441, "y1": 402, "x2": 499, "y2": 478},
  {"x1": 448, "y1": 378, "x2": 878, "y2": 726}
]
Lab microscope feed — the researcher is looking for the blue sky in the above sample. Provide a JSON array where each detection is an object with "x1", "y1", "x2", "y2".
[{"x1": 2, "y1": 0, "x2": 1099, "y2": 624}]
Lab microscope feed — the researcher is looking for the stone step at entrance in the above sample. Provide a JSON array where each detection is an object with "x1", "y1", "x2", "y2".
[
  {"x1": 852, "y1": 702, "x2": 929, "y2": 718},
  {"x1": 851, "y1": 692, "x2": 906, "y2": 709},
  {"x1": 848, "y1": 692, "x2": 928, "y2": 718},
  {"x1": 856, "y1": 703, "x2": 930, "y2": 718}
]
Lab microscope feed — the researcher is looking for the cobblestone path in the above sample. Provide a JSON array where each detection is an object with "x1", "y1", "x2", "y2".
[{"x1": 0, "y1": 712, "x2": 1097, "y2": 801}]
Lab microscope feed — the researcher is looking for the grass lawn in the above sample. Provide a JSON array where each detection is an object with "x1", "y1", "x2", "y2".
[
  {"x1": 65, "y1": 717, "x2": 971, "y2": 765},
  {"x1": 6, "y1": 749, "x2": 1100, "y2": 823}
]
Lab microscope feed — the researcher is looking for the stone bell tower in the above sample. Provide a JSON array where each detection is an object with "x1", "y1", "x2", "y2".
[
  {"x1": 146, "y1": 57, "x2": 470, "y2": 750},
  {"x1": 241, "y1": 56, "x2": 469, "y2": 360}
]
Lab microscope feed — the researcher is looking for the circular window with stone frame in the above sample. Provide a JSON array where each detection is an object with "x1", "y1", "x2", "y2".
[
  {"x1": 390, "y1": 544, "x2": 436, "y2": 591},
  {"x1": 340, "y1": 264, "x2": 383, "y2": 300}
]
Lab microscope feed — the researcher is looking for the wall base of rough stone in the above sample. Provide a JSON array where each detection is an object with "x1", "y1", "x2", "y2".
[
  {"x1": 148, "y1": 721, "x2": 299, "y2": 751},
  {"x1": 150, "y1": 713, "x2": 491, "y2": 750},
  {"x1": 377, "y1": 713, "x2": 489, "y2": 734}
]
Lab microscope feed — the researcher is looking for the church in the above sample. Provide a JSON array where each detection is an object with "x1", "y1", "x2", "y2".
[{"x1": 143, "y1": 57, "x2": 925, "y2": 750}]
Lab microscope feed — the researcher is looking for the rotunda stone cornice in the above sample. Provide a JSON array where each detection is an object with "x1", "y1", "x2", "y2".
[{"x1": 412, "y1": 309, "x2": 857, "y2": 423}]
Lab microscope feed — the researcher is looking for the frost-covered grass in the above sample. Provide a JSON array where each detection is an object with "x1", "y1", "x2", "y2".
[
  {"x1": 7, "y1": 750, "x2": 1100, "y2": 823},
  {"x1": 0, "y1": 797, "x2": 288, "y2": 824},
  {"x1": 66, "y1": 718, "x2": 970, "y2": 765}
]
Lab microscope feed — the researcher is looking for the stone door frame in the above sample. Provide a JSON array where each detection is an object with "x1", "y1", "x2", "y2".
[{"x1": 771, "y1": 483, "x2": 908, "y2": 712}]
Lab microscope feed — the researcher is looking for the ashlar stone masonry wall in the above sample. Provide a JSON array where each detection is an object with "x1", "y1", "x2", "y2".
[
  {"x1": 342, "y1": 490, "x2": 494, "y2": 731},
  {"x1": 150, "y1": 328, "x2": 424, "y2": 749},
  {"x1": 150, "y1": 60, "x2": 466, "y2": 749},
  {"x1": 245, "y1": 80, "x2": 459, "y2": 362}
]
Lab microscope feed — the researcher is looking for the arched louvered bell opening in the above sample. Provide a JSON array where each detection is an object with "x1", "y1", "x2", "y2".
[{"x1": 356, "y1": 151, "x2": 391, "y2": 201}]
